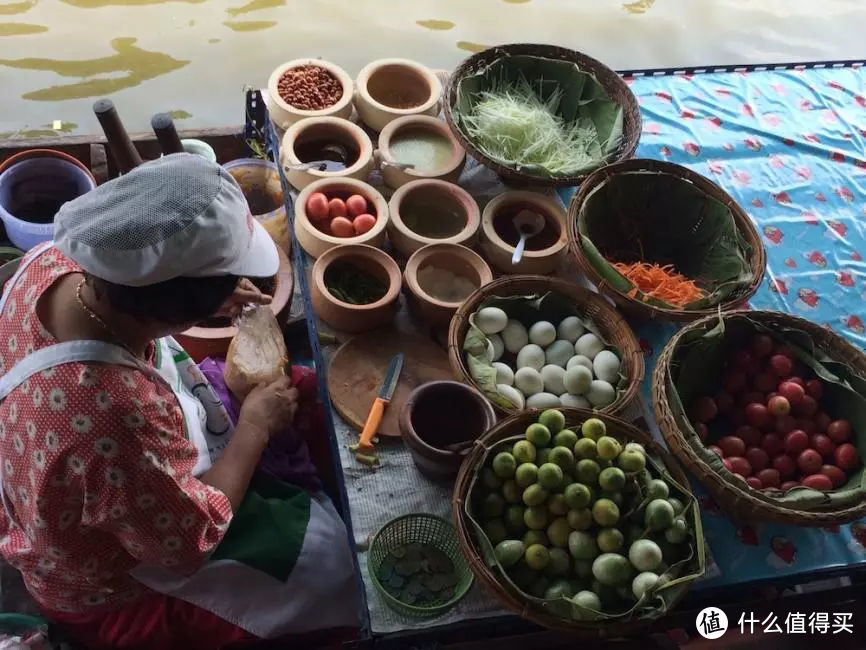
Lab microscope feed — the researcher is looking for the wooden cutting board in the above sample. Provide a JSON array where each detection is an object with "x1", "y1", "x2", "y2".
[{"x1": 327, "y1": 325, "x2": 453, "y2": 438}]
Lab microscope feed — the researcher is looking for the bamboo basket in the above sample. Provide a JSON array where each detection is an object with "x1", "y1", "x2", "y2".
[
  {"x1": 443, "y1": 43, "x2": 640, "y2": 188},
  {"x1": 653, "y1": 310, "x2": 866, "y2": 526},
  {"x1": 447, "y1": 275, "x2": 643, "y2": 417},
  {"x1": 452, "y1": 408, "x2": 703, "y2": 636},
  {"x1": 567, "y1": 159, "x2": 766, "y2": 321}
]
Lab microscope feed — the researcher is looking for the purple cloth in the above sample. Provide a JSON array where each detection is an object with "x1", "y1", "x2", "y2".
[{"x1": 199, "y1": 357, "x2": 321, "y2": 493}]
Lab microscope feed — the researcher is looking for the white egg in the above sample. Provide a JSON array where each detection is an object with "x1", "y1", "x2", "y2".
[
  {"x1": 476, "y1": 307, "x2": 508, "y2": 334},
  {"x1": 498, "y1": 384, "x2": 525, "y2": 410},
  {"x1": 514, "y1": 367, "x2": 544, "y2": 396},
  {"x1": 540, "y1": 365, "x2": 566, "y2": 395},
  {"x1": 489, "y1": 334, "x2": 505, "y2": 361},
  {"x1": 516, "y1": 344, "x2": 545, "y2": 371},
  {"x1": 557, "y1": 316, "x2": 585, "y2": 343},
  {"x1": 501, "y1": 319, "x2": 529, "y2": 354},
  {"x1": 560, "y1": 393, "x2": 591, "y2": 409},
  {"x1": 544, "y1": 340, "x2": 574, "y2": 368},
  {"x1": 593, "y1": 349, "x2": 621, "y2": 383},
  {"x1": 493, "y1": 362, "x2": 515, "y2": 386},
  {"x1": 567, "y1": 355, "x2": 594, "y2": 371},
  {"x1": 563, "y1": 365, "x2": 593, "y2": 395},
  {"x1": 528, "y1": 321, "x2": 556, "y2": 347},
  {"x1": 526, "y1": 392, "x2": 561, "y2": 409},
  {"x1": 575, "y1": 333, "x2": 605, "y2": 360},
  {"x1": 586, "y1": 380, "x2": 616, "y2": 407}
]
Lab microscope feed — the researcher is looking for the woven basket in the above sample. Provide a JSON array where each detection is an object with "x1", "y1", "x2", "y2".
[
  {"x1": 447, "y1": 275, "x2": 643, "y2": 417},
  {"x1": 443, "y1": 43, "x2": 640, "y2": 188},
  {"x1": 452, "y1": 407, "x2": 702, "y2": 636},
  {"x1": 567, "y1": 159, "x2": 766, "y2": 322},
  {"x1": 653, "y1": 310, "x2": 866, "y2": 526}
]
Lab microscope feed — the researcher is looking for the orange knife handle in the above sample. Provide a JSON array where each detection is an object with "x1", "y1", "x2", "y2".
[{"x1": 358, "y1": 397, "x2": 387, "y2": 448}]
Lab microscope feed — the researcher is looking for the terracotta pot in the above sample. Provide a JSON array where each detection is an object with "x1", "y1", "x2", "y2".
[
  {"x1": 280, "y1": 117, "x2": 374, "y2": 190},
  {"x1": 387, "y1": 179, "x2": 480, "y2": 258},
  {"x1": 294, "y1": 177, "x2": 389, "y2": 259},
  {"x1": 354, "y1": 58, "x2": 442, "y2": 132},
  {"x1": 175, "y1": 245, "x2": 293, "y2": 362},
  {"x1": 399, "y1": 380, "x2": 496, "y2": 480},
  {"x1": 223, "y1": 158, "x2": 290, "y2": 254},
  {"x1": 0, "y1": 148, "x2": 95, "y2": 179},
  {"x1": 266, "y1": 59, "x2": 354, "y2": 130},
  {"x1": 403, "y1": 243, "x2": 492, "y2": 327},
  {"x1": 377, "y1": 115, "x2": 465, "y2": 189},
  {"x1": 310, "y1": 244, "x2": 400, "y2": 333},
  {"x1": 480, "y1": 191, "x2": 567, "y2": 275}
]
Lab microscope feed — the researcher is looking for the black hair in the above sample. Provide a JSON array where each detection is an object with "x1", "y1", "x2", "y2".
[{"x1": 88, "y1": 274, "x2": 240, "y2": 326}]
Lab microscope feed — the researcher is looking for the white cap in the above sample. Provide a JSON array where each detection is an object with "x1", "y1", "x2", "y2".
[{"x1": 54, "y1": 153, "x2": 279, "y2": 287}]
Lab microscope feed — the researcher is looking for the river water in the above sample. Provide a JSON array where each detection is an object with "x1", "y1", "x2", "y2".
[{"x1": 1, "y1": 0, "x2": 864, "y2": 138}]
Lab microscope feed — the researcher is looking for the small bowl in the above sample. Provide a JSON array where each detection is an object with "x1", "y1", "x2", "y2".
[
  {"x1": 294, "y1": 177, "x2": 389, "y2": 259},
  {"x1": 267, "y1": 58, "x2": 354, "y2": 130},
  {"x1": 403, "y1": 243, "x2": 492, "y2": 327},
  {"x1": 377, "y1": 116, "x2": 465, "y2": 189},
  {"x1": 387, "y1": 179, "x2": 480, "y2": 258},
  {"x1": 310, "y1": 244, "x2": 400, "y2": 332},
  {"x1": 280, "y1": 116, "x2": 374, "y2": 190},
  {"x1": 354, "y1": 58, "x2": 442, "y2": 132},
  {"x1": 480, "y1": 191, "x2": 567, "y2": 275},
  {"x1": 223, "y1": 158, "x2": 289, "y2": 254},
  {"x1": 399, "y1": 380, "x2": 496, "y2": 479}
]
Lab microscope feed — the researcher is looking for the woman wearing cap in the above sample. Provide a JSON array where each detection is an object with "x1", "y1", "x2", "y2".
[{"x1": 0, "y1": 154, "x2": 357, "y2": 649}]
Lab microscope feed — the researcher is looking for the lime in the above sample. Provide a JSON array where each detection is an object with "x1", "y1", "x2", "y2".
[
  {"x1": 482, "y1": 493, "x2": 505, "y2": 518},
  {"x1": 647, "y1": 479, "x2": 669, "y2": 500},
  {"x1": 482, "y1": 467, "x2": 503, "y2": 490},
  {"x1": 536, "y1": 448, "x2": 551, "y2": 465},
  {"x1": 515, "y1": 463, "x2": 539, "y2": 488},
  {"x1": 494, "y1": 540, "x2": 525, "y2": 568},
  {"x1": 547, "y1": 517, "x2": 571, "y2": 548},
  {"x1": 632, "y1": 571, "x2": 659, "y2": 600},
  {"x1": 538, "y1": 463, "x2": 564, "y2": 490},
  {"x1": 617, "y1": 448, "x2": 646, "y2": 473},
  {"x1": 575, "y1": 459, "x2": 601, "y2": 485},
  {"x1": 574, "y1": 438, "x2": 598, "y2": 460},
  {"x1": 665, "y1": 517, "x2": 689, "y2": 544},
  {"x1": 523, "y1": 530, "x2": 549, "y2": 547},
  {"x1": 547, "y1": 493, "x2": 569, "y2": 516},
  {"x1": 525, "y1": 423, "x2": 552, "y2": 447},
  {"x1": 544, "y1": 578, "x2": 574, "y2": 600},
  {"x1": 567, "y1": 507, "x2": 593, "y2": 531},
  {"x1": 502, "y1": 479, "x2": 521, "y2": 504},
  {"x1": 524, "y1": 505, "x2": 548, "y2": 530},
  {"x1": 554, "y1": 429, "x2": 579, "y2": 450},
  {"x1": 596, "y1": 436, "x2": 622, "y2": 461},
  {"x1": 568, "y1": 530, "x2": 599, "y2": 561},
  {"x1": 599, "y1": 490, "x2": 623, "y2": 508},
  {"x1": 592, "y1": 498, "x2": 620, "y2": 527},
  {"x1": 572, "y1": 589, "x2": 602, "y2": 612},
  {"x1": 592, "y1": 552, "x2": 632, "y2": 587},
  {"x1": 512, "y1": 440, "x2": 537, "y2": 465},
  {"x1": 522, "y1": 483, "x2": 549, "y2": 507},
  {"x1": 573, "y1": 560, "x2": 593, "y2": 579},
  {"x1": 549, "y1": 446, "x2": 575, "y2": 472},
  {"x1": 492, "y1": 452, "x2": 517, "y2": 478},
  {"x1": 624, "y1": 442, "x2": 645, "y2": 455},
  {"x1": 546, "y1": 548, "x2": 571, "y2": 576},
  {"x1": 504, "y1": 505, "x2": 526, "y2": 533},
  {"x1": 525, "y1": 544, "x2": 550, "y2": 571},
  {"x1": 581, "y1": 418, "x2": 606, "y2": 441},
  {"x1": 645, "y1": 499, "x2": 675, "y2": 531},
  {"x1": 484, "y1": 519, "x2": 507, "y2": 545},
  {"x1": 668, "y1": 497, "x2": 685, "y2": 516},
  {"x1": 538, "y1": 409, "x2": 566, "y2": 434},
  {"x1": 599, "y1": 466, "x2": 626, "y2": 492},
  {"x1": 597, "y1": 527, "x2": 624, "y2": 553},
  {"x1": 628, "y1": 539, "x2": 662, "y2": 572},
  {"x1": 564, "y1": 482, "x2": 592, "y2": 510}
]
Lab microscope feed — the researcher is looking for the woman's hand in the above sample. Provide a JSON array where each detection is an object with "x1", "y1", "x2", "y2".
[
  {"x1": 237, "y1": 376, "x2": 298, "y2": 441},
  {"x1": 215, "y1": 278, "x2": 272, "y2": 319}
]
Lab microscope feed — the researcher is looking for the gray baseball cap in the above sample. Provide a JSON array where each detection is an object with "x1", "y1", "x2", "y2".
[{"x1": 54, "y1": 153, "x2": 279, "y2": 287}]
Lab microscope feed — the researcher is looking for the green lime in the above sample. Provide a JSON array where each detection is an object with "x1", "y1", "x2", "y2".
[
  {"x1": 525, "y1": 544, "x2": 550, "y2": 571},
  {"x1": 632, "y1": 571, "x2": 659, "y2": 600},
  {"x1": 538, "y1": 463, "x2": 564, "y2": 490},
  {"x1": 647, "y1": 480, "x2": 669, "y2": 500},
  {"x1": 546, "y1": 548, "x2": 571, "y2": 576},
  {"x1": 596, "y1": 436, "x2": 622, "y2": 461},
  {"x1": 645, "y1": 499, "x2": 675, "y2": 531},
  {"x1": 665, "y1": 517, "x2": 689, "y2": 544},
  {"x1": 581, "y1": 418, "x2": 606, "y2": 441},
  {"x1": 572, "y1": 589, "x2": 602, "y2": 613},
  {"x1": 512, "y1": 440, "x2": 537, "y2": 465},
  {"x1": 482, "y1": 492, "x2": 505, "y2": 518},
  {"x1": 668, "y1": 497, "x2": 685, "y2": 516},
  {"x1": 493, "y1": 539, "x2": 525, "y2": 568},
  {"x1": 618, "y1": 448, "x2": 646, "y2": 473},
  {"x1": 523, "y1": 530, "x2": 549, "y2": 547},
  {"x1": 502, "y1": 479, "x2": 521, "y2": 504},
  {"x1": 599, "y1": 466, "x2": 626, "y2": 492},
  {"x1": 574, "y1": 437, "x2": 598, "y2": 460},
  {"x1": 567, "y1": 507, "x2": 593, "y2": 531},
  {"x1": 536, "y1": 447, "x2": 551, "y2": 465},
  {"x1": 575, "y1": 459, "x2": 601, "y2": 485},
  {"x1": 599, "y1": 491, "x2": 623, "y2": 508},
  {"x1": 597, "y1": 527, "x2": 624, "y2": 553},
  {"x1": 564, "y1": 482, "x2": 592, "y2": 510},
  {"x1": 524, "y1": 505, "x2": 548, "y2": 530},
  {"x1": 624, "y1": 442, "x2": 645, "y2": 454},
  {"x1": 522, "y1": 483, "x2": 549, "y2": 507},
  {"x1": 515, "y1": 463, "x2": 539, "y2": 488},
  {"x1": 547, "y1": 517, "x2": 571, "y2": 548},
  {"x1": 573, "y1": 560, "x2": 593, "y2": 579},
  {"x1": 538, "y1": 409, "x2": 566, "y2": 434},
  {"x1": 482, "y1": 467, "x2": 503, "y2": 489},
  {"x1": 525, "y1": 423, "x2": 552, "y2": 447},
  {"x1": 553, "y1": 429, "x2": 579, "y2": 450},
  {"x1": 592, "y1": 498, "x2": 620, "y2": 527},
  {"x1": 505, "y1": 505, "x2": 526, "y2": 533},
  {"x1": 568, "y1": 530, "x2": 599, "y2": 561},
  {"x1": 484, "y1": 519, "x2": 507, "y2": 545},
  {"x1": 628, "y1": 539, "x2": 663, "y2": 572},
  {"x1": 492, "y1": 452, "x2": 517, "y2": 478},
  {"x1": 592, "y1": 552, "x2": 633, "y2": 587},
  {"x1": 547, "y1": 493, "x2": 569, "y2": 516},
  {"x1": 548, "y1": 446, "x2": 575, "y2": 472},
  {"x1": 544, "y1": 578, "x2": 573, "y2": 600}
]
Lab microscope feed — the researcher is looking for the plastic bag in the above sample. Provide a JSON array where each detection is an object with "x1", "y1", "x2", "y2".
[{"x1": 224, "y1": 305, "x2": 289, "y2": 401}]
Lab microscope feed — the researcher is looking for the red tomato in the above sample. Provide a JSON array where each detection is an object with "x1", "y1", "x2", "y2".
[
  {"x1": 751, "y1": 334, "x2": 774, "y2": 358},
  {"x1": 780, "y1": 480, "x2": 799, "y2": 491},
  {"x1": 754, "y1": 372, "x2": 777, "y2": 393},
  {"x1": 757, "y1": 468, "x2": 781, "y2": 488},
  {"x1": 694, "y1": 422, "x2": 709, "y2": 441},
  {"x1": 795, "y1": 418, "x2": 817, "y2": 435},
  {"x1": 797, "y1": 449, "x2": 823, "y2": 475},
  {"x1": 814, "y1": 412, "x2": 831, "y2": 433},
  {"x1": 761, "y1": 433, "x2": 785, "y2": 457},
  {"x1": 772, "y1": 454, "x2": 797, "y2": 478},
  {"x1": 746, "y1": 476, "x2": 763, "y2": 489},
  {"x1": 766, "y1": 392, "x2": 779, "y2": 402},
  {"x1": 739, "y1": 391, "x2": 766, "y2": 407},
  {"x1": 722, "y1": 458, "x2": 733, "y2": 472},
  {"x1": 767, "y1": 395, "x2": 790, "y2": 416},
  {"x1": 714, "y1": 390, "x2": 735, "y2": 414},
  {"x1": 783, "y1": 429, "x2": 809, "y2": 455},
  {"x1": 724, "y1": 370, "x2": 747, "y2": 394},
  {"x1": 810, "y1": 434, "x2": 836, "y2": 457},
  {"x1": 733, "y1": 349, "x2": 754, "y2": 370},
  {"x1": 328, "y1": 197, "x2": 347, "y2": 219},
  {"x1": 821, "y1": 464, "x2": 847, "y2": 488},
  {"x1": 802, "y1": 473, "x2": 833, "y2": 491},
  {"x1": 352, "y1": 213, "x2": 377, "y2": 235},
  {"x1": 805, "y1": 379, "x2": 823, "y2": 400},
  {"x1": 745, "y1": 446, "x2": 770, "y2": 471},
  {"x1": 793, "y1": 395, "x2": 818, "y2": 417},
  {"x1": 773, "y1": 415, "x2": 797, "y2": 435},
  {"x1": 690, "y1": 396, "x2": 718, "y2": 423},
  {"x1": 329, "y1": 216, "x2": 355, "y2": 238},
  {"x1": 726, "y1": 456, "x2": 752, "y2": 477},
  {"x1": 769, "y1": 354, "x2": 793, "y2": 377},
  {"x1": 777, "y1": 381, "x2": 805, "y2": 406},
  {"x1": 736, "y1": 425, "x2": 762, "y2": 447},
  {"x1": 718, "y1": 436, "x2": 746, "y2": 458},
  {"x1": 707, "y1": 445, "x2": 724, "y2": 458},
  {"x1": 745, "y1": 403, "x2": 770, "y2": 428},
  {"x1": 826, "y1": 420, "x2": 852, "y2": 443},
  {"x1": 834, "y1": 443, "x2": 860, "y2": 471},
  {"x1": 784, "y1": 376, "x2": 806, "y2": 388},
  {"x1": 345, "y1": 194, "x2": 368, "y2": 218},
  {"x1": 305, "y1": 192, "x2": 330, "y2": 221}
]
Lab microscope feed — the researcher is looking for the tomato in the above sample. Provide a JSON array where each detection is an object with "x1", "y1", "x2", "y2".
[
  {"x1": 707, "y1": 445, "x2": 724, "y2": 458},
  {"x1": 784, "y1": 376, "x2": 806, "y2": 388},
  {"x1": 834, "y1": 443, "x2": 860, "y2": 471},
  {"x1": 821, "y1": 464, "x2": 847, "y2": 488},
  {"x1": 814, "y1": 412, "x2": 831, "y2": 433},
  {"x1": 722, "y1": 458, "x2": 733, "y2": 472},
  {"x1": 783, "y1": 430, "x2": 809, "y2": 455},
  {"x1": 327, "y1": 197, "x2": 347, "y2": 219},
  {"x1": 757, "y1": 468, "x2": 781, "y2": 488},
  {"x1": 726, "y1": 456, "x2": 752, "y2": 478},
  {"x1": 753, "y1": 372, "x2": 777, "y2": 393},
  {"x1": 345, "y1": 194, "x2": 369, "y2": 218},
  {"x1": 811, "y1": 434, "x2": 836, "y2": 457},
  {"x1": 795, "y1": 418, "x2": 817, "y2": 435},
  {"x1": 772, "y1": 454, "x2": 797, "y2": 478},
  {"x1": 780, "y1": 480, "x2": 799, "y2": 491},
  {"x1": 723, "y1": 370, "x2": 747, "y2": 394},
  {"x1": 745, "y1": 476, "x2": 762, "y2": 489},
  {"x1": 745, "y1": 446, "x2": 770, "y2": 471},
  {"x1": 733, "y1": 349, "x2": 754, "y2": 370},
  {"x1": 751, "y1": 334, "x2": 774, "y2": 358},
  {"x1": 739, "y1": 391, "x2": 765, "y2": 407},
  {"x1": 714, "y1": 390, "x2": 735, "y2": 414},
  {"x1": 793, "y1": 395, "x2": 818, "y2": 417},
  {"x1": 735, "y1": 425, "x2": 762, "y2": 447},
  {"x1": 826, "y1": 420, "x2": 852, "y2": 443},
  {"x1": 773, "y1": 415, "x2": 797, "y2": 435},
  {"x1": 718, "y1": 436, "x2": 746, "y2": 458},
  {"x1": 802, "y1": 474, "x2": 833, "y2": 491},
  {"x1": 797, "y1": 449, "x2": 823, "y2": 475},
  {"x1": 305, "y1": 192, "x2": 330, "y2": 221},
  {"x1": 745, "y1": 403, "x2": 771, "y2": 429},
  {"x1": 694, "y1": 422, "x2": 709, "y2": 441},
  {"x1": 805, "y1": 379, "x2": 823, "y2": 400},
  {"x1": 690, "y1": 396, "x2": 718, "y2": 423},
  {"x1": 767, "y1": 395, "x2": 790, "y2": 416},
  {"x1": 769, "y1": 354, "x2": 793, "y2": 377},
  {"x1": 777, "y1": 381, "x2": 805, "y2": 406},
  {"x1": 761, "y1": 433, "x2": 785, "y2": 457}
]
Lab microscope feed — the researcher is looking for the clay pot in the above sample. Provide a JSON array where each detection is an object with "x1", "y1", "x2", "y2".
[
  {"x1": 400, "y1": 380, "x2": 496, "y2": 480},
  {"x1": 175, "y1": 245, "x2": 293, "y2": 362},
  {"x1": 223, "y1": 158, "x2": 289, "y2": 254},
  {"x1": 354, "y1": 58, "x2": 442, "y2": 132},
  {"x1": 280, "y1": 117, "x2": 374, "y2": 190},
  {"x1": 295, "y1": 177, "x2": 389, "y2": 259},
  {"x1": 480, "y1": 191, "x2": 567, "y2": 275},
  {"x1": 267, "y1": 59, "x2": 354, "y2": 130},
  {"x1": 387, "y1": 179, "x2": 480, "y2": 258},
  {"x1": 377, "y1": 115, "x2": 465, "y2": 189},
  {"x1": 310, "y1": 244, "x2": 400, "y2": 333},
  {"x1": 403, "y1": 243, "x2": 492, "y2": 328}
]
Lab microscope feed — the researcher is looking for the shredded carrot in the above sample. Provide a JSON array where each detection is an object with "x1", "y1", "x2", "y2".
[{"x1": 612, "y1": 262, "x2": 705, "y2": 308}]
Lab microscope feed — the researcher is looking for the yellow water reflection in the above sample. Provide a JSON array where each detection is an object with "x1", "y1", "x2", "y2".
[
  {"x1": 0, "y1": 1, "x2": 35, "y2": 15},
  {"x1": 223, "y1": 20, "x2": 276, "y2": 32},
  {"x1": 227, "y1": 0, "x2": 284, "y2": 17},
  {"x1": 0, "y1": 21, "x2": 45, "y2": 35},
  {"x1": 502, "y1": 0, "x2": 531, "y2": 4},
  {"x1": 169, "y1": 109, "x2": 191, "y2": 119},
  {"x1": 416, "y1": 19, "x2": 455, "y2": 31},
  {"x1": 0, "y1": 120, "x2": 78, "y2": 139},
  {"x1": 623, "y1": 0, "x2": 655, "y2": 14},
  {"x1": 457, "y1": 40, "x2": 488, "y2": 53},
  {"x1": 61, "y1": 0, "x2": 203, "y2": 7}
]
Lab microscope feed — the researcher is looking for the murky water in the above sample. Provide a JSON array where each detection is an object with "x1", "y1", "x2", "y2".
[{"x1": 1, "y1": 0, "x2": 864, "y2": 137}]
